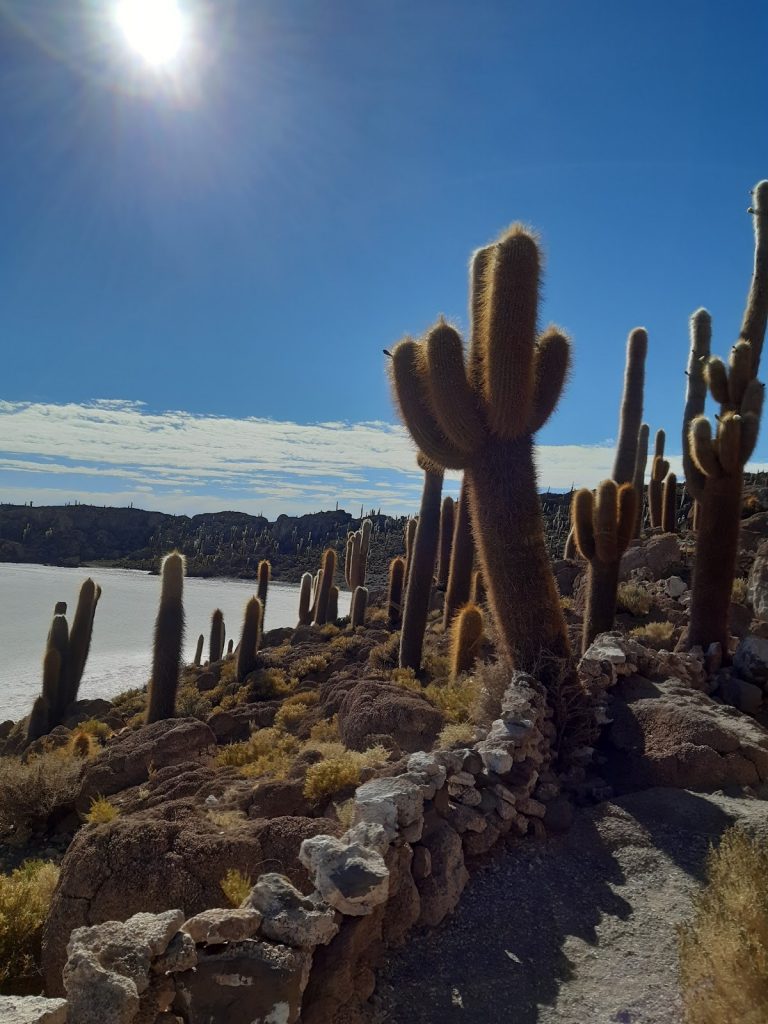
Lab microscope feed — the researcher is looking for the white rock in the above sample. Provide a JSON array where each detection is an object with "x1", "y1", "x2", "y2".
[
  {"x1": 0, "y1": 996, "x2": 68, "y2": 1024},
  {"x1": 245, "y1": 873, "x2": 338, "y2": 948},
  {"x1": 353, "y1": 774, "x2": 424, "y2": 831},
  {"x1": 664, "y1": 575, "x2": 687, "y2": 598},
  {"x1": 299, "y1": 834, "x2": 389, "y2": 917},
  {"x1": 182, "y1": 907, "x2": 262, "y2": 945}
]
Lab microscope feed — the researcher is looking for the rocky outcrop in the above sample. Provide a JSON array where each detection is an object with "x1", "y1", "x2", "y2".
[{"x1": 337, "y1": 679, "x2": 443, "y2": 753}]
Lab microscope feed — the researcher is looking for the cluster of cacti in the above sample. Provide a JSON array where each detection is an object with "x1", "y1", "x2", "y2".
[
  {"x1": 648, "y1": 430, "x2": 669, "y2": 529},
  {"x1": 443, "y1": 478, "x2": 474, "y2": 628},
  {"x1": 237, "y1": 596, "x2": 263, "y2": 682},
  {"x1": 686, "y1": 181, "x2": 768, "y2": 653},
  {"x1": 28, "y1": 577, "x2": 102, "y2": 742},
  {"x1": 572, "y1": 481, "x2": 636, "y2": 651},
  {"x1": 390, "y1": 225, "x2": 572, "y2": 694},
  {"x1": 612, "y1": 328, "x2": 648, "y2": 484},
  {"x1": 146, "y1": 552, "x2": 185, "y2": 723},
  {"x1": 345, "y1": 520, "x2": 371, "y2": 590},
  {"x1": 399, "y1": 455, "x2": 444, "y2": 671},
  {"x1": 450, "y1": 602, "x2": 483, "y2": 678}
]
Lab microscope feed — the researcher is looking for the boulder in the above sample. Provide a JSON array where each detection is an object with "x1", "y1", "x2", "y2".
[
  {"x1": 182, "y1": 908, "x2": 262, "y2": 945},
  {"x1": 733, "y1": 635, "x2": 768, "y2": 688},
  {"x1": 42, "y1": 810, "x2": 342, "y2": 995},
  {"x1": 337, "y1": 680, "x2": 442, "y2": 753},
  {"x1": 0, "y1": 996, "x2": 68, "y2": 1023},
  {"x1": 245, "y1": 873, "x2": 338, "y2": 947},
  {"x1": 620, "y1": 533, "x2": 682, "y2": 580},
  {"x1": 664, "y1": 575, "x2": 687, "y2": 598},
  {"x1": 717, "y1": 674, "x2": 764, "y2": 715},
  {"x1": 299, "y1": 833, "x2": 389, "y2": 917},
  {"x1": 78, "y1": 719, "x2": 216, "y2": 807},
  {"x1": 206, "y1": 702, "x2": 279, "y2": 745}
]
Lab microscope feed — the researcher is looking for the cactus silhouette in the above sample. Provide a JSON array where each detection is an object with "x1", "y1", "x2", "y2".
[
  {"x1": 257, "y1": 560, "x2": 271, "y2": 613},
  {"x1": 648, "y1": 431, "x2": 668, "y2": 528},
  {"x1": 194, "y1": 634, "x2": 204, "y2": 666},
  {"x1": 631, "y1": 423, "x2": 649, "y2": 537},
  {"x1": 237, "y1": 596, "x2": 263, "y2": 682},
  {"x1": 573, "y1": 481, "x2": 636, "y2": 651},
  {"x1": 682, "y1": 309, "x2": 712, "y2": 503},
  {"x1": 146, "y1": 552, "x2": 185, "y2": 724},
  {"x1": 387, "y1": 556, "x2": 406, "y2": 626},
  {"x1": 63, "y1": 578, "x2": 100, "y2": 710},
  {"x1": 313, "y1": 548, "x2": 336, "y2": 625},
  {"x1": 662, "y1": 472, "x2": 678, "y2": 533},
  {"x1": 298, "y1": 572, "x2": 313, "y2": 626},
  {"x1": 209, "y1": 609, "x2": 225, "y2": 663},
  {"x1": 443, "y1": 478, "x2": 474, "y2": 628},
  {"x1": 450, "y1": 603, "x2": 484, "y2": 678},
  {"x1": 399, "y1": 457, "x2": 443, "y2": 671},
  {"x1": 612, "y1": 328, "x2": 648, "y2": 484},
  {"x1": 390, "y1": 225, "x2": 571, "y2": 690},
  {"x1": 688, "y1": 181, "x2": 768, "y2": 653},
  {"x1": 436, "y1": 496, "x2": 455, "y2": 590},
  {"x1": 350, "y1": 585, "x2": 368, "y2": 628}
]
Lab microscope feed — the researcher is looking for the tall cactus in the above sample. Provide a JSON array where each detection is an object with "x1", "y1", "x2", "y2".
[
  {"x1": 443, "y1": 477, "x2": 474, "y2": 629},
  {"x1": 146, "y1": 552, "x2": 185, "y2": 724},
  {"x1": 648, "y1": 431, "x2": 668, "y2": 528},
  {"x1": 631, "y1": 423, "x2": 650, "y2": 536},
  {"x1": 327, "y1": 585, "x2": 339, "y2": 623},
  {"x1": 64, "y1": 579, "x2": 101, "y2": 710},
  {"x1": 237, "y1": 596, "x2": 263, "y2": 683},
  {"x1": 298, "y1": 572, "x2": 313, "y2": 626},
  {"x1": 399, "y1": 457, "x2": 443, "y2": 671},
  {"x1": 350, "y1": 585, "x2": 368, "y2": 628},
  {"x1": 573, "y1": 481, "x2": 636, "y2": 651},
  {"x1": 194, "y1": 634, "x2": 204, "y2": 666},
  {"x1": 257, "y1": 560, "x2": 270, "y2": 614},
  {"x1": 612, "y1": 328, "x2": 648, "y2": 484},
  {"x1": 403, "y1": 518, "x2": 417, "y2": 584},
  {"x1": 209, "y1": 609, "x2": 225, "y2": 663},
  {"x1": 682, "y1": 309, "x2": 713, "y2": 503},
  {"x1": 662, "y1": 472, "x2": 678, "y2": 533},
  {"x1": 450, "y1": 603, "x2": 483, "y2": 678},
  {"x1": 345, "y1": 520, "x2": 372, "y2": 590},
  {"x1": 313, "y1": 548, "x2": 336, "y2": 625},
  {"x1": 391, "y1": 226, "x2": 571, "y2": 691},
  {"x1": 436, "y1": 496, "x2": 455, "y2": 590},
  {"x1": 387, "y1": 556, "x2": 405, "y2": 626},
  {"x1": 688, "y1": 181, "x2": 768, "y2": 653}
]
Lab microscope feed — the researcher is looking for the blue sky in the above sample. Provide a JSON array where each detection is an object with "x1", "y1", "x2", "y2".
[{"x1": 1, "y1": 0, "x2": 767, "y2": 516}]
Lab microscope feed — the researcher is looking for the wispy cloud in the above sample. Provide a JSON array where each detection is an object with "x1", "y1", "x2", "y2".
[{"x1": 2, "y1": 398, "x2": 755, "y2": 517}]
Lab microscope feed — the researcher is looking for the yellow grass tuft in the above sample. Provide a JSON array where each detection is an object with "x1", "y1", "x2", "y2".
[
  {"x1": 617, "y1": 582, "x2": 652, "y2": 616},
  {"x1": 220, "y1": 868, "x2": 251, "y2": 908},
  {"x1": 85, "y1": 796, "x2": 119, "y2": 824}
]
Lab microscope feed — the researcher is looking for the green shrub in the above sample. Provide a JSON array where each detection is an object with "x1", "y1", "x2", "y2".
[{"x1": 0, "y1": 860, "x2": 59, "y2": 990}]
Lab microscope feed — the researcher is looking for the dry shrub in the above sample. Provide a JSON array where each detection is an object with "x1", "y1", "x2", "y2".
[
  {"x1": 617, "y1": 582, "x2": 652, "y2": 616},
  {"x1": 77, "y1": 719, "x2": 113, "y2": 741},
  {"x1": 85, "y1": 796, "x2": 119, "y2": 824},
  {"x1": 0, "y1": 860, "x2": 59, "y2": 989},
  {"x1": 329, "y1": 634, "x2": 364, "y2": 656},
  {"x1": 274, "y1": 702, "x2": 311, "y2": 733},
  {"x1": 732, "y1": 577, "x2": 749, "y2": 605},
  {"x1": 438, "y1": 722, "x2": 477, "y2": 748},
  {"x1": 423, "y1": 676, "x2": 479, "y2": 724},
  {"x1": 220, "y1": 868, "x2": 251, "y2": 908},
  {"x1": 302, "y1": 745, "x2": 388, "y2": 801},
  {"x1": 292, "y1": 654, "x2": 329, "y2": 679},
  {"x1": 216, "y1": 727, "x2": 300, "y2": 781},
  {"x1": 333, "y1": 797, "x2": 356, "y2": 828},
  {"x1": 368, "y1": 633, "x2": 400, "y2": 671},
  {"x1": 678, "y1": 828, "x2": 768, "y2": 1024},
  {"x1": 175, "y1": 685, "x2": 212, "y2": 720},
  {"x1": 319, "y1": 624, "x2": 340, "y2": 639},
  {"x1": 470, "y1": 659, "x2": 512, "y2": 728},
  {"x1": 110, "y1": 686, "x2": 146, "y2": 718},
  {"x1": 283, "y1": 690, "x2": 320, "y2": 708},
  {"x1": 308, "y1": 716, "x2": 340, "y2": 742},
  {"x1": 248, "y1": 667, "x2": 295, "y2": 700},
  {"x1": 0, "y1": 752, "x2": 81, "y2": 842},
  {"x1": 389, "y1": 667, "x2": 421, "y2": 692},
  {"x1": 631, "y1": 621, "x2": 675, "y2": 648},
  {"x1": 207, "y1": 809, "x2": 246, "y2": 830}
]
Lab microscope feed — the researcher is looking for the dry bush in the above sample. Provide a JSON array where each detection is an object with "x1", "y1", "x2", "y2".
[
  {"x1": 470, "y1": 660, "x2": 512, "y2": 728},
  {"x1": 85, "y1": 796, "x2": 119, "y2": 824},
  {"x1": 218, "y1": 685, "x2": 252, "y2": 711},
  {"x1": 220, "y1": 868, "x2": 251, "y2": 908},
  {"x1": 77, "y1": 719, "x2": 113, "y2": 741},
  {"x1": 0, "y1": 752, "x2": 81, "y2": 842},
  {"x1": 274, "y1": 702, "x2": 311, "y2": 733},
  {"x1": 0, "y1": 860, "x2": 59, "y2": 989},
  {"x1": 368, "y1": 633, "x2": 400, "y2": 671},
  {"x1": 333, "y1": 798, "x2": 356, "y2": 829},
  {"x1": 678, "y1": 828, "x2": 768, "y2": 1024},
  {"x1": 631, "y1": 621, "x2": 675, "y2": 648},
  {"x1": 438, "y1": 722, "x2": 477, "y2": 748},
  {"x1": 216, "y1": 727, "x2": 300, "y2": 781},
  {"x1": 732, "y1": 577, "x2": 749, "y2": 605},
  {"x1": 617, "y1": 582, "x2": 652, "y2": 616},
  {"x1": 389, "y1": 667, "x2": 421, "y2": 692},
  {"x1": 207, "y1": 809, "x2": 246, "y2": 830},
  {"x1": 423, "y1": 676, "x2": 479, "y2": 724},
  {"x1": 292, "y1": 654, "x2": 329, "y2": 679},
  {"x1": 560, "y1": 595, "x2": 575, "y2": 612},
  {"x1": 302, "y1": 745, "x2": 388, "y2": 801},
  {"x1": 110, "y1": 686, "x2": 146, "y2": 718},
  {"x1": 319, "y1": 624, "x2": 340, "y2": 639},
  {"x1": 248, "y1": 667, "x2": 295, "y2": 700},
  {"x1": 175, "y1": 686, "x2": 213, "y2": 720},
  {"x1": 329, "y1": 634, "x2": 364, "y2": 656},
  {"x1": 283, "y1": 690, "x2": 320, "y2": 708},
  {"x1": 308, "y1": 716, "x2": 340, "y2": 742}
]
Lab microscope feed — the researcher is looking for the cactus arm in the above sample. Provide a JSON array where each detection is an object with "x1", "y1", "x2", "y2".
[
  {"x1": 611, "y1": 328, "x2": 648, "y2": 484},
  {"x1": 528, "y1": 328, "x2": 571, "y2": 434},
  {"x1": 572, "y1": 488, "x2": 596, "y2": 562},
  {"x1": 741, "y1": 180, "x2": 768, "y2": 370},
  {"x1": 594, "y1": 479, "x2": 619, "y2": 562},
  {"x1": 467, "y1": 245, "x2": 494, "y2": 391},
  {"x1": 706, "y1": 359, "x2": 729, "y2": 405},
  {"x1": 424, "y1": 321, "x2": 486, "y2": 450},
  {"x1": 298, "y1": 572, "x2": 313, "y2": 626},
  {"x1": 682, "y1": 309, "x2": 711, "y2": 502}
]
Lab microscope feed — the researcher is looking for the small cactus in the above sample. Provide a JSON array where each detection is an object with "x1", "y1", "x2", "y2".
[
  {"x1": 298, "y1": 572, "x2": 313, "y2": 626},
  {"x1": 257, "y1": 560, "x2": 271, "y2": 613},
  {"x1": 472, "y1": 570, "x2": 486, "y2": 605},
  {"x1": 328, "y1": 585, "x2": 339, "y2": 623},
  {"x1": 350, "y1": 585, "x2": 368, "y2": 628},
  {"x1": 648, "y1": 431, "x2": 669, "y2": 529},
  {"x1": 662, "y1": 472, "x2": 678, "y2": 533},
  {"x1": 573, "y1": 481, "x2": 636, "y2": 651},
  {"x1": 194, "y1": 634, "x2": 204, "y2": 666},
  {"x1": 27, "y1": 696, "x2": 50, "y2": 743},
  {"x1": 146, "y1": 552, "x2": 186, "y2": 724},
  {"x1": 209, "y1": 609, "x2": 225, "y2": 664},
  {"x1": 387, "y1": 556, "x2": 406, "y2": 627},
  {"x1": 612, "y1": 328, "x2": 648, "y2": 484},
  {"x1": 237, "y1": 596, "x2": 263, "y2": 682},
  {"x1": 450, "y1": 603, "x2": 484, "y2": 678}
]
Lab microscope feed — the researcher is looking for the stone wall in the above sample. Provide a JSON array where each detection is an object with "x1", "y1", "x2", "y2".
[{"x1": 3, "y1": 671, "x2": 563, "y2": 1024}]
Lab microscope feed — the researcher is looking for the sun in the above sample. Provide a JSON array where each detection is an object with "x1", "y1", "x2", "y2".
[{"x1": 114, "y1": 0, "x2": 188, "y2": 68}]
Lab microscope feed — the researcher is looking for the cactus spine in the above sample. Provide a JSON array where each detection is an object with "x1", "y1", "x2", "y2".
[
  {"x1": 443, "y1": 478, "x2": 474, "y2": 628},
  {"x1": 648, "y1": 431, "x2": 668, "y2": 528},
  {"x1": 573, "y1": 481, "x2": 636, "y2": 651},
  {"x1": 688, "y1": 182, "x2": 768, "y2": 654},
  {"x1": 146, "y1": 552, "x2": 185, "y2": 724},
  {"x1": 194, "y1": 634, "x2": 204, "y2": 666},
  {"x1": 313, "y1": 548, "x2": 336, "y2": 625},
  {"x1": 450, "y1": 603, "x2": 483, "y2": 678},
  {"x1": 662, "y1": 472, "x2": 678, "y2": 533},
  {"x1": 387, "y1": 556, "x2": 405, "y2": 626},
  {"x1": 209, "y1": 609, "x2": 225, "y2": 663},
  {"x1": 298, "y1": 572, "x2": 313, "y2": 626},
  {"x1": 682, "y1": 309, "x2": 713, "y2": 503},
  {"x1": 612, "y1": 328, "x2": 648, "y2": 484},
  {"x1": 350, "y1": 585, "x2": 368, "y2": 628},
  {"x1": 436, "y1": 496, "x2": 455, "y2": 590},
  {"x1": 257, "y1": 560, "x2": 270, "y2": 613},
  {"x1": 399, "y1": 458, "x2": 443, "y2": 671},
  {"x1": 390, "y1": 226, "x2": 572, "y2": 694},
  {"x1": 237, "y1": 596, "x2": 263, "y2": 682},
  {"x1": 632, "y1": 423, "x2": 649, "y2": 536}
]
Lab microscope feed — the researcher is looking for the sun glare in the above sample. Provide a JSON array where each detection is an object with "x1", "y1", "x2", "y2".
[{"x1": 114, "y1": 0, "x2": 188, "y2": 68}]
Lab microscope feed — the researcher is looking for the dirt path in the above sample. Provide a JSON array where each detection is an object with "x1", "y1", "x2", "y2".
[{"x1": 367, "y1": 787, "x2": 768, "y2": 1024}]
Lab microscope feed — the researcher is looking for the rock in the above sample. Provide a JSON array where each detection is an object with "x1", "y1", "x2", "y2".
[
  {"x1": 748, "y1": 539, "x2": 768, "y2": 618},
  {"x1": 416, "y1": 820, "x2": 468, "y2": 928},
  {"x1": 664, "y1": 575, "x2": 687, "y2": 598},
  {"x1": 245, "y1": 873, "x2": 338, "y2": 947},
  {"x1": 299, "y1": 833, "x2": 389, "y2": 917},
  {"x1": 411, "y1": 845, "x2": 432, "y2": 880},
  {"x1": 206, "y1": 702, "x2": 279, "y2": 744},
  {"x1": 0, "y1": 996, "x2": 68, "y2": 1023},
  {"x1": 182, "y1": 908, "x2": 262, "y2": 945},
  {"x1": 42, "y1": 812, "x2": 342, "y2": 995},
  {"x1": 620, "y1": 533, "x2": 681, "y2": 580},
  {"x1": 353, "y1": 775, "x2": 424, "y2": 840},
  {"x1": 462, "y1": 819, "x2": 501, "y2": 857},
  {"x1": 733, "y1": 635, "x2": 768, "y2": 687},
  {"x1": 61, "y1": 699, "x2": 115, "y2": 730},
  {"x1": 553, "y1": 558, "x2": 582, "y2": 597},
  {"x1": 717, "y1": 675, "x2": 764, "y2": 715},
  {"x1": 174, "y1": 939, "x2": 311, "y2": 1024},
  {"x1": 63, "y1": 910, "x2": 183, "y2": 1024},
  {"x1": 152, "y1": 930, "x2": 197, "y2": 973},
  {"x1": 442, "y1": 802, "x2": 486, "y2": 833},
  {"x1": 195, "y1": 672, "x2": 217, "y2": 692},
  {"x1": 337, "y1": 680, "x2": 442, "y2": 753},
  {"x1": 78, "y1": 719, "x2": 216, "y2": 807}
]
